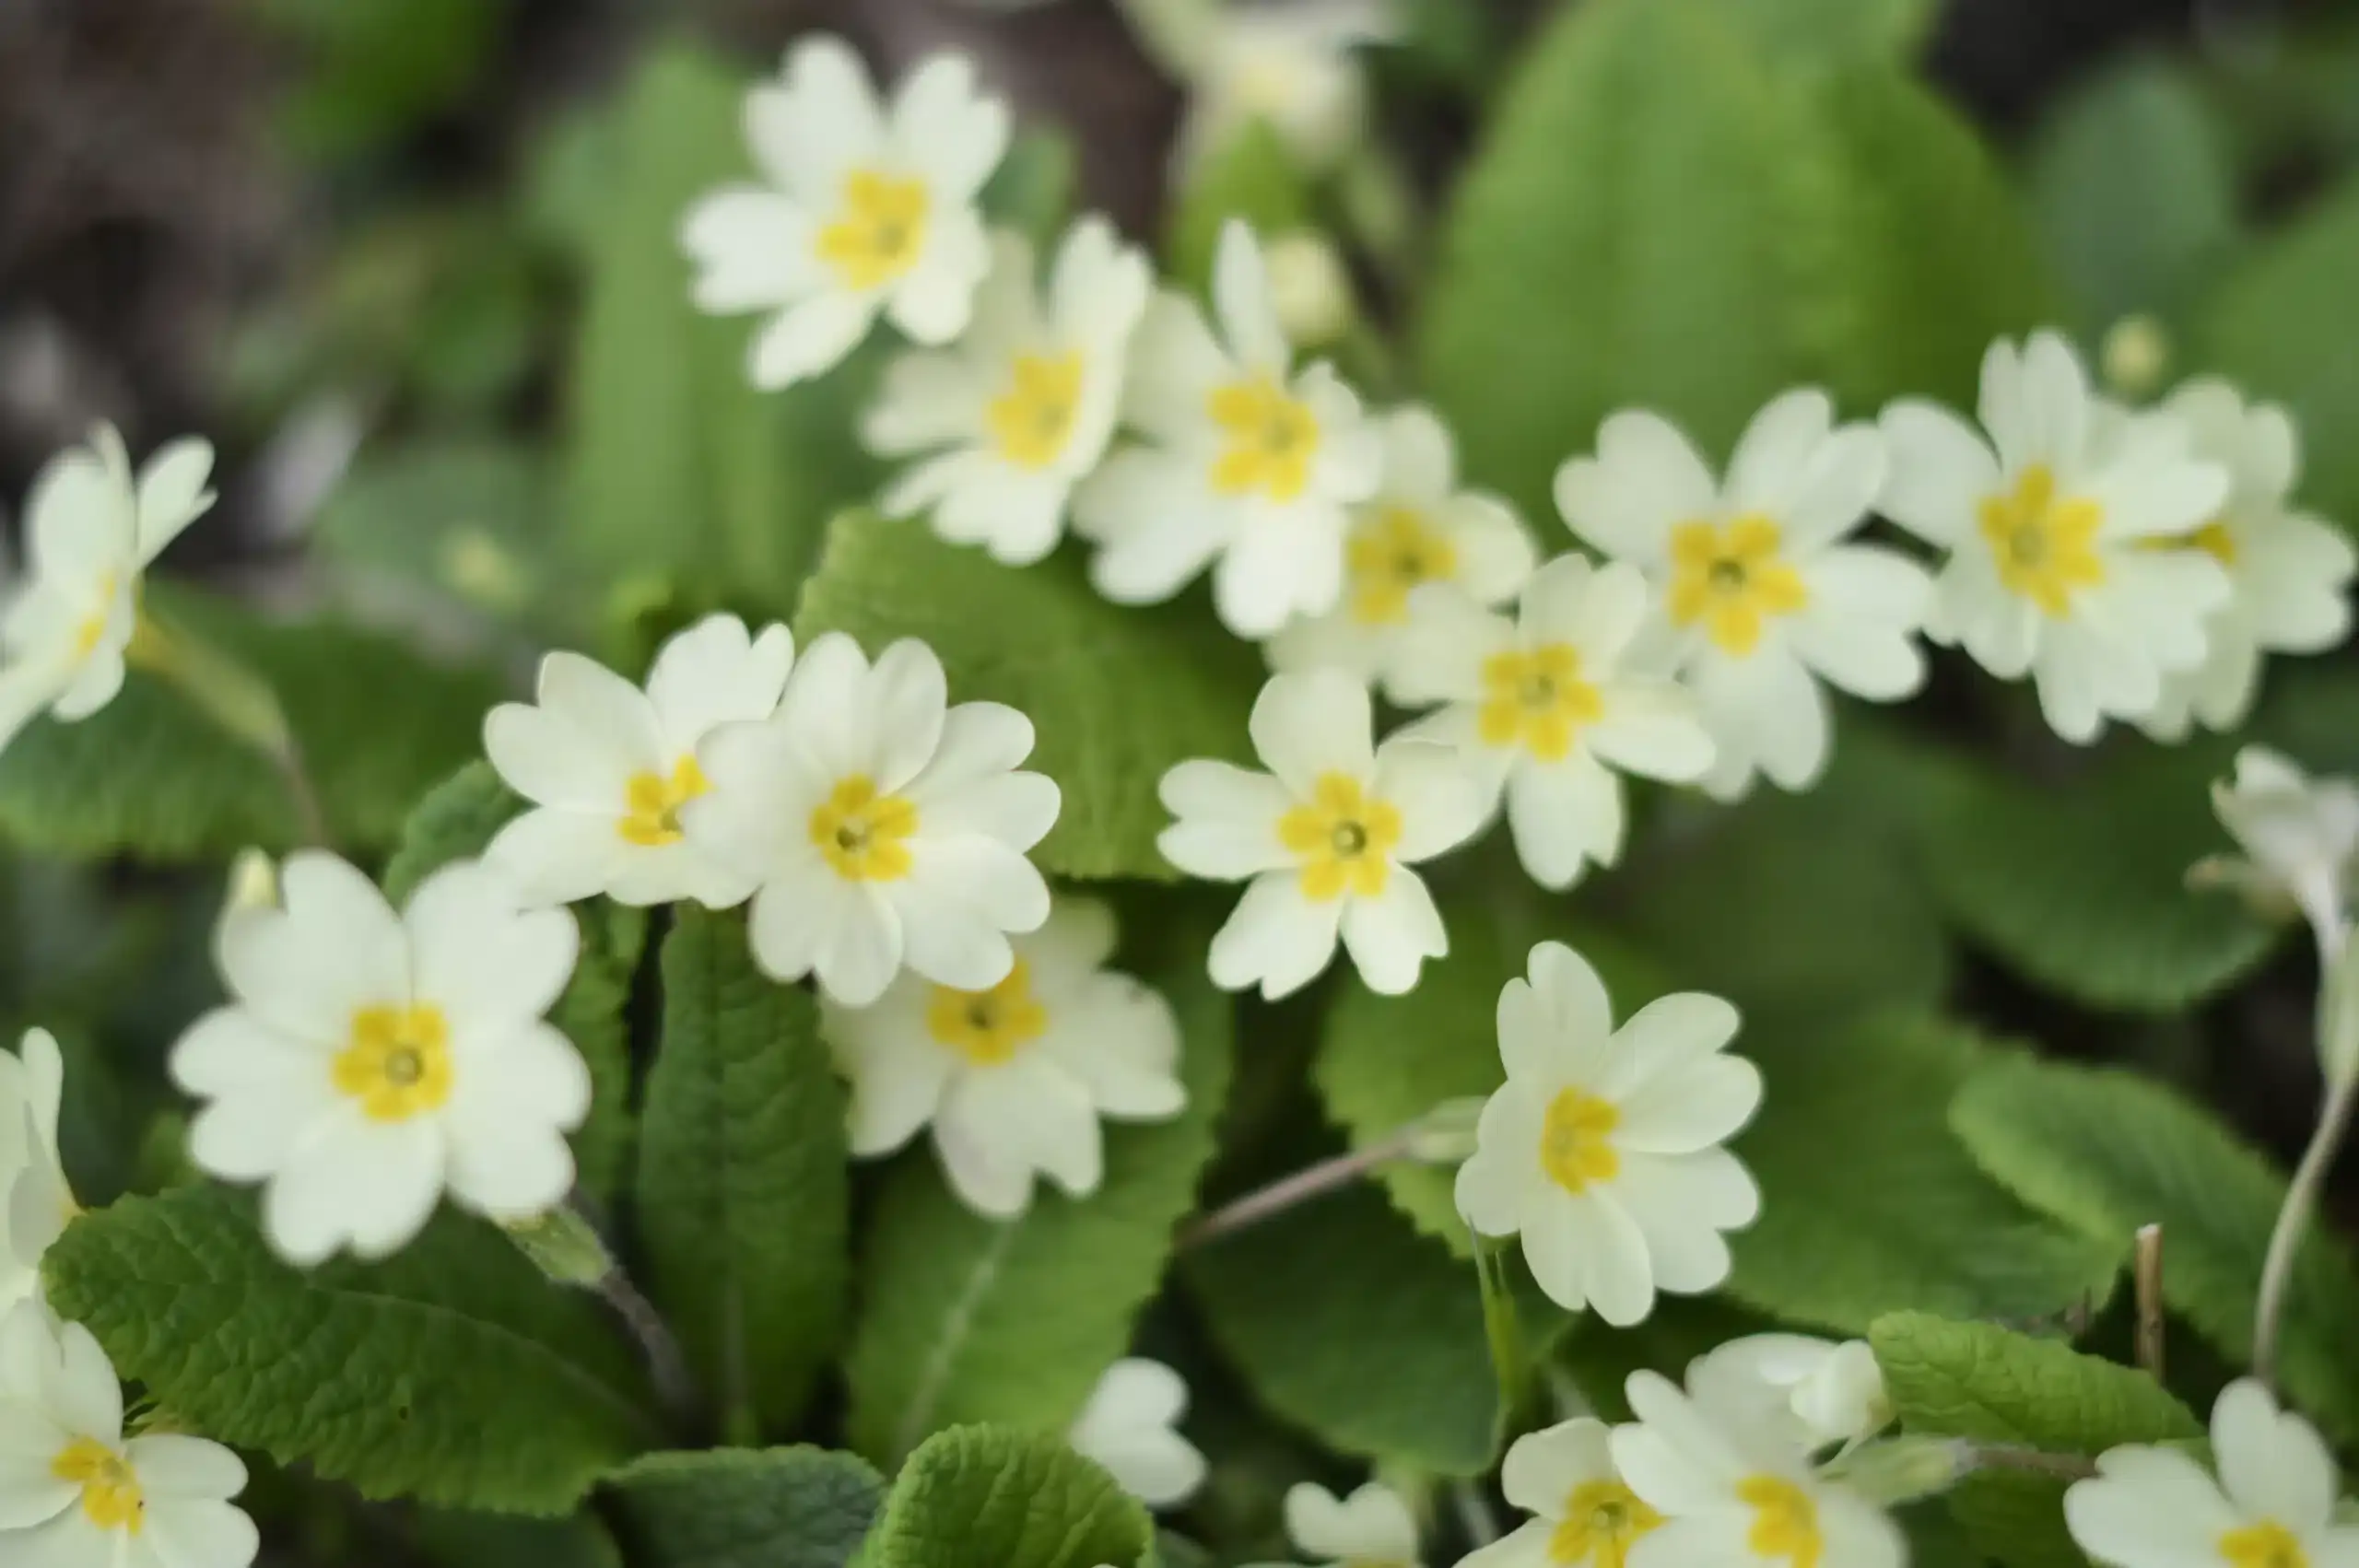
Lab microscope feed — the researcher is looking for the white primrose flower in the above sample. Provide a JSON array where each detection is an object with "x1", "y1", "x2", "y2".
[
  {"x1": 1074, "y1": 221, "x2": 1382, "y2": 638},
  {"x1": 1458, "y1": 1418, "x2": 1661, "y2": 1568},
  {"x1": 0, "y1": 424, "x2": 215, "y2": 757},
  {"x1": 1279, "y1": 1480, "x2": 1422, "y2": 1568},
  {"x1": 681, "y1": 36, "x2": 1008, "y2": 389},
  {"x1": 683, "y1": 633, "x2": 1060, "y2": 1008},
  {"x1": 1266, "y1": 404, "x2": 1536, "y2": 702},
  {"x1": 1157, "y1": 669, "x2": 1486, "y2": 1000},
  {"x1": 2066, "y1": 1378, "x2": 2359, "y2": 1568},
  {"x1": 484, "y1": 614, "x2": 794, "y2": 908},
  {"x1": 1454, "y1": 942, "x2": 1761, "y2": 1325},
  {"x1": 1612, "y1": 1368, "x2": 1906, "y2": 1568},
  {"x1": 1879, "y1": 330, "x2": 2231, "y2": 742},
  {"x1": 1688, "y1": 1335, "x2": 1894, "y2": 1453},
  {"x1": 2193, "y1": 746, "x2": 2359, "y2": 944},
  {"x1": 0, "y1": 1301, "x2": 258, "y2": 1568},
  {"x1": 864, "y1": 217, "x2": 1154, "y2": 566},
  {"x1": 1068, "y1": 1357, "x2": 1207, "y2": 1509},
  {"x1": 1125, "y1": 0, "x2": 1399, "y2": 174},
  {"x1": 2140, "y1": 379, "x2": 2355, "y2": 740},
  {"x1": 821, "y1": 896, "x2": 1184, "y2": 1218},
  {"x1": 170, "y1": 852, "x2": 588, "y2": 1265},
  {"x1": 0, "y1": 1030, "x2": 75, "y2": 1310},
  {"x1": 1392, "y1": 556, "x2": 1715, "y2": 892},
  {"x1": 1555, "y1": 391, "x2": 1930, "y2": 801}
]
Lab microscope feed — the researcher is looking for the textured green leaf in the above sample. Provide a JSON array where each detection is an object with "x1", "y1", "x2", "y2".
[
  {"x1": 1872, "y1": 1313, "x2": 2199, "y2": 1568},
  {"x1": 1919, "y1": 742, "x2": 2274, "y2": 1012},
  {"x1": 1167, "y1": 120, "x2": 1315, "y2": 297},
  {"x1": 793, "y1": 511, "x2": 1262, "y2": 882},
  {"x1": 2195, "y1": 172, "x2": 2359, "y2": 533},
  {"x1": 1729, "y1": 1016, "x2": 2123, "y2": 1334},
  {"x1": 567, "y1": 44, "x2": 879, "y2": 621},
  {"x1": 1186, "y1": 1184, "x2": 1545, "y2": 1476},
  {"x1": 381, "y1": 762, "x2": 645, "y2": 1199},
  {"x1": 1952, "y1": 1058, "x2": 2359, "y2": 1442},
  {"x1": 864, "y1": 1426, "x2": 1150, "y2": 1568},
  {"x1": 1312, "y1": 892, "x2": 1664, "y2": 1254},
  {"x1": 0, "y1": 589, "x2": 500, "y2": 863},
  {"x1": 43, "y1": 1186, "x2": 659, "y2": 1514},
  {"x1": 2030, "y1": 56, "x2": 2239, "y2": 337},
  {"x1": 843, "y1": 943, "x2": 1233, "y2": 1467},
  {"x1": 1419, "y1": 0, "x2": 1813, "y2": 520},
  {"x1": 638, "y1": 908, "x2": 850, "y2": 1437},
  {"x1": 607, "y1": 1447, "x2": 882, "y2": 1568}
]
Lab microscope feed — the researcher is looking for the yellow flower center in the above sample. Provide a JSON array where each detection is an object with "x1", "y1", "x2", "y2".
[
  {"x1": 1277, "y1": 772, "x2": 1402, "y2": 901},
  {"x1": 816, "y1": 169, "x2": 931, "y2": 291},
  {"x1": 1548, "y1": 1480, "x2": 1663, "y2": 1568},
  {"x1": 1477, "y1": 643, "x2": 1604, "y2": 763},
  {"x1": 53, "y1": 1436, "x2": 144, "y2": 1534},
  {"x1": 925, "y1": 958, "x2": 1050, "y2": 1066},
  {"x1": 619, "y1": 755, "x2": 710, "y2": 848},
  {"x1": 2221, "y1": 1522, "x2": 2310, "y2": 1568},
  {"x1": 1738, "y1": 1476, "x2": 1824, "y2": 1568},
  {"x1": 74, "y1": 572, "x2": 123, "y2": 659},
  {"x1": 1345, "y1": 506, "x2": 1461, "y2": 626},
  {"x1": 1978, "y1": 463, "x2": 2107, "y2": 616},
  {"x1": 2187, "y1": 519, "x2": 2239, "y2": 568},
  {"x1": 1540, "y1": 1087, "x2": 1621, "y2": 1192},
  {"x1": 333, "y1": 1004, "x2": 455, "y2": 1123},
  {"x1": 988, "y1": 352, "x2": 1087, "y2": 469},
  {"x1": 1207, "y1": 374, "x2": 1321, "y2": 502},
  {"x1": 1667, "y1": 514, "x2": 1809, "y2": 655},
  {"x1": 809, "y1": 774, "x2": 920, "y2": 883}
]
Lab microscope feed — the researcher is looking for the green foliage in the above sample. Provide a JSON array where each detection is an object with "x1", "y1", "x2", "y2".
[
  {"x1": 567, "y1": 44, "x2": 880, "y2": 630},
  {"x1": 381, "y1": 762, "x2": 644, "y2": 1199},
  {"x1": 2196, "y1": 170, "x2": 2359, "y2": 533},
  {"x1": 252, "y1": 0, "x2": 504, "y2": 164},
  {"x1": 1419, "y1": 0, "x2": 2046, "y2": 520},
  {"x1": 0, "y1": 590, "x2": 500, "y2": 862},
  {"x1": 1954, "y1": 1058, "x2": 2359, "y2": 1441},
  {"x1": 638, "y1": 908, "x2": 851, "y2": 1438},
  {"x1": 1185, "y1": 1185, "x2": 1540, "y2": 1476},
  {"x1": 1729, "y1": 1016, "x2": 2124, "y2": 1334},
  {"x1": 1872, "y1": 1313, "x2": 2200, "y2": 1568},
  {"x1": 2030, "y1": 56, "x2": 2240, "y2": 337},
  {"x1": 863, "y1": 1426, "x2": 1151, "y2": 1568},
  {"x1": 1700, "y1": 0, "x2": 1937, "y2": 59},
  {"x1": 1919, "y1": 743, "x2": 2274, "y2": 1012},
  {"x1": 794, "y1": 512, "x2": 1262, "y2": 882},
  {"x1": 1167, "y1": 121, "x2": 1316, "y2": 298},
  {"x1": 842, "y1": 944, "x2": 1233, "y2": 1467},
  {"x1": 1312, "y1": 893, "x2": 1662, "y2": 1253},
  {"x1": 311, "y1": 439, "x2": 549, "y2": 614},
  {"x1": 983, "y1": 130, "x2": 1082, "y2": 250},
  {"x1": 42, "y1": 1187, "x2": 658, "y2": 1514},
  {"x1": 606, "y1": 1447, "x2": 883, "y2": 1568}
]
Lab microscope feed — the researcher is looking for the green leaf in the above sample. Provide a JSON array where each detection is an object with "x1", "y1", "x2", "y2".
[
  {"x1": 2029, "y1": 55, "x2": 2239, "y2": 337},
  {"x1": 1729, "y1": 1016, "x2": 2123, "y2": 1334},
  {"x1": 1186, "y1": 1185, "x2": 1546, "y2": 1476},
  {"x1": 1609, "y1": 723, "x2": 1954, "y2": 1025},
  {"x1": 864, "y1": 1426, "x2": 1150, "y2": 1568},
  {"x1": 1167, "y1": 120, "x2": 1316, "y2": 297},
  {"x1": 254, "y1": 0, "x2": 500, "y2": 164},
  {"x1": 842, "y1": 940, "x2": 1233, "y2": 1467},
  {"x1": 1312, "y1": 891, "x2": 1664, "y2": 1254},
  {"x1": 637, "y1": 908, "x2": 850, "y2": 1438},
  {"x1": 606, "y1": 1447, "x2": 883, "y2": 1568},
  {"x1": 42, "y1": 1186, "x2": 659, "y2": 1514},
  {"x1": 311, "y1": 438, "x2": 549, "y2": 614},
  {"x1": 0, "y1": 590, "x2": 500, "y2": 863},
  {"x1": 1872, "y1": 1313, "x2": 2200, "y2": 1568},
  {"x1": 567, "y1": 44, "x2": 880, "y2": 623},
  {"x1": 1952, "y1": 1057, "x2": 2359, "y2": 1442},
  {"x1": 2195, "y1": 171, "x2": 2359, "y2": 533},
  {"x1": 982, "y1": 129, "x2": 1081, "y2": 250},
  {"x1": 793, "y1": 511, "x2": 1262, "y2": 882},
  {"x1": 1419, "y1": 0, "x2": 1812, "y2": 520},
  {"x1": 1919, "y1": 742, "x2": 2274, "y2": 1012},
  {"x1": 380, "y1": 762, "x2": 646, "y2": 1199}
]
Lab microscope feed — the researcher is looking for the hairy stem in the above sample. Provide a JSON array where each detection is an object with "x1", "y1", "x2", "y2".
[
  {"x1": 1966, "y1": 1445, "x2": 2098, "y2": 1482},
  {"x1": 2254, "y1": 1068, "x2": 2359, "y2": 1387},
  {"x1": 1179, "y1": 1127, "x2": 1421, "y2": 1248},
  {"x1": 2132, "y1": 1224, "x2": 2165, "y2": 1380}
]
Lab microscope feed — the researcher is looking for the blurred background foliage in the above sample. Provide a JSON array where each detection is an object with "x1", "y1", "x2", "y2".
[{"x1": 12, "y1": 0, "x2": 2359, "y2": 1563}]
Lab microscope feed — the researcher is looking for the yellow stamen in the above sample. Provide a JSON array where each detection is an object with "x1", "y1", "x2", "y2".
[
  {"x1": 1539, "y1": 1087, "x2": 1621, "y2": 1192},
  {"x1": 2220, "y1": 1521, "x2": 2310, "y2": 1568},
  {"x1": 988, "y1": 352, "x2": 1086, "y2": 469},
  {"x1": 618, "y1": 755, "x2": 710, "y2": 847},
  {"x1": 1547, "y1": 1480, "x2": 1662, "y2": 1568},
  {"x1": 1207, "y1": 375, "x2": 1321, "y2": 502},
  {"x1": 1737, "y1": 1476, "x2": 1824, "y2": 1568},
  {"x1": 1276, "y1": 772, "x2": 1402, "y2": 901},
  {"x1": 53, "y1": 1436, "x2": 144, "y2": 1534},
  {"x1": 925, "y1": 958, "x2": 1050, "y2": 1066},
  {"x1": 815, "y1": 169, "x2": 931, "y2": 291},
  {"x1": 333, "y1": 1005, "x2": 455, "y2": 1123},
  {"x1": 1345, "y1": 506, "x2": 1460, "y2": 626},
  {"x1": 1667, "y1": 514, "x2": 1809, "y2": 655},
  {"x1": 1978, "y1": 463, "x2": 2107, "y2": 616},
  {"x1": 809, "y1": 775, "x2": 920, "y2": 883},
  {"x1": 1477, "y1": 644, "x2": 1605, "y2": 763}
]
